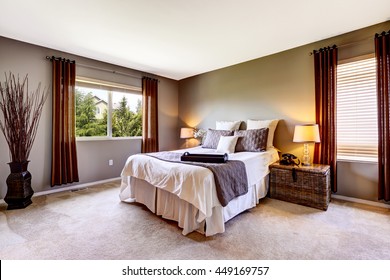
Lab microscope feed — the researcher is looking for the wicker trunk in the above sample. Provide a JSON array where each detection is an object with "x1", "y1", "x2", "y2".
[{"x1": 269, "y1": 163, "x2": 331, "y2": 210}]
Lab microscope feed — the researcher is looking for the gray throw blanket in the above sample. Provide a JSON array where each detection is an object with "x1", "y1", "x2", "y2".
[{"x1": 146, "y1": 152, "x2": 248, "y2": 207}]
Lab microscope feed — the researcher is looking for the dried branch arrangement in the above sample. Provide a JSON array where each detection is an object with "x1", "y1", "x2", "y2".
[{"x1": 0, "y1": 73, "x2": 48, "y2": 163}]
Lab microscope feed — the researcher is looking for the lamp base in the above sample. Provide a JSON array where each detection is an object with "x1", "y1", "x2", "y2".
[{"x1": 302, "y1": 143, "x2": 311, "y2": 166}]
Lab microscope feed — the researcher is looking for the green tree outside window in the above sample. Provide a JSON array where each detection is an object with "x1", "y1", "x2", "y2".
[{"x1": 75, "y1": 88, "x2": 142, "y2": 137}]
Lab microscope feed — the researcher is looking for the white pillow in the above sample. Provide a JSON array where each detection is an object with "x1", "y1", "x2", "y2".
[
  {"x1": 216, "y1": 120, "x2": 241, "y2": 130},
  {"x1": 216, "y1": 136, "x2": 239, "y2": 154},
  {"x1": 246, "y1": 119, "x2": 279, "y2": 148}
]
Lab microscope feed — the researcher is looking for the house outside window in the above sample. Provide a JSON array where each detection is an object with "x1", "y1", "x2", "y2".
[
  {"x1": 75, "y1": 77, "x2": 142, "y2": 139},
  {"x1": 94, "y1": 98, "x2": 105, "y2": 119}
]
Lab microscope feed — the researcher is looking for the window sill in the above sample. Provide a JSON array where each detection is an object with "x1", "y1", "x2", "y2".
[{"x1": 76, "y1": 136, "x2": 142, "y2": 142}]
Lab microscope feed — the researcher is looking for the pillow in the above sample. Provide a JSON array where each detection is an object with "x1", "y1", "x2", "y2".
[
  {"x1": 246, "y1": 119, "x2": 279, "y2": 149},
  {"x1": 202, "y1": 129, "x2": 234, "y2": 149},
  {"x1": 234, "y1": 128, "x2": 269, "y2": 152},
  {"x1": 216, "y1": 120, "x2": 241, "y2": 131},
  {"x1": 216, "y1": 136, "x2": 239, "y2": 154}
]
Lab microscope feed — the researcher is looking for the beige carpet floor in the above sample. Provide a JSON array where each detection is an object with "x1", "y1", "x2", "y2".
[{"x1": 1, "y1": 180, "x2": 390, "y2": 260}]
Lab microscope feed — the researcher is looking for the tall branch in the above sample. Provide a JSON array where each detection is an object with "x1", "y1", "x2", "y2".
[{"x1": 0, "y1": 73, "x2": 48, "y2": 163}]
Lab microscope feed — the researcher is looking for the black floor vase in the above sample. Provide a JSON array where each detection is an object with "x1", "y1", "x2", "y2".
[{"x1": 4, "y1": 161, "x2": 33, "y2": 210}]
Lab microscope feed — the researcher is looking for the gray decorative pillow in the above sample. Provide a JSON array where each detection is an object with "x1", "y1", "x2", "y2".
[
  {"x1": 202, "y1": 129, "x2": 234, "y2": 149},
  {"x1": 234, "y1": 128, "x2": 269, "y2": 152}
]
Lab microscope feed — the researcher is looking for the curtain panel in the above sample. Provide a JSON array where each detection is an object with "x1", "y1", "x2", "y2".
[
  {"x1": 375, "y1": 31, "x2": 390, "y2": 201},
  {"x1": 51, "y1": 58, "x2": 79, "y2": 186},
  {"x1": 313, "y1": 46, "x2": 338, "y2": 192},
  {"x1": 142, "y1": 77, "x2": 159, "y2": 153}
]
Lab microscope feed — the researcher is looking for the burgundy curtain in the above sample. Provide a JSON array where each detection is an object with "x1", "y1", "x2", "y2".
[
  {"x1": 313, "y1": 46, "x2": 338, "y2": 192},
  {"x1": 51, "y1": 57, "x2": 79, "y2": 186},
  {"x1": 142, "y1": 77, "x2": 159, "y2": 153},
  {"x1": 375, "y1": 31, "x2": 390, "y2": 201}
]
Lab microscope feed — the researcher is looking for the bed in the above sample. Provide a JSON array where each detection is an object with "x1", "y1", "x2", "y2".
[
  {"x1": 119, "y1": 119, "x2": 279, "y2": 236},
  {"x1": 119, "y1": 144, "x2": 279, "y2": 236}
]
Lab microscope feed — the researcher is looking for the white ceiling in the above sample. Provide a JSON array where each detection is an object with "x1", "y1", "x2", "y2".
[{"x1": 1, "y1": 0, "x2": 389, "y2": 80}]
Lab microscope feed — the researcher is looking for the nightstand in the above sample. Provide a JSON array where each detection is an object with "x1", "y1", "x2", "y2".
[{"x1": 269, "y1": 162, "x2": 331, "y2": 210}]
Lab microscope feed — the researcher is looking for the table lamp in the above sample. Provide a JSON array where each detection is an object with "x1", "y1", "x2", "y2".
[
  {"x1": 293, "y1": 124, "x2": 320, "y2": 166},
  {"x1": 180, "y1": 127, "x2": 193, "y2": 148}
]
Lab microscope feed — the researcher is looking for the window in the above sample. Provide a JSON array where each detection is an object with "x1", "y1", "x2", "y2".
[
  {"x1": 75, "y1": 77, "x2": 142, "y2": 138},
  {"x1": 336, "y1": 56, "x2": 377, "y2": 161}
]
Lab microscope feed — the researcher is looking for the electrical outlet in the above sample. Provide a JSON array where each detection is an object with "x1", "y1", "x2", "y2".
[{"x1": 108, "y1": 159, "x2": 114, "y2": 166}]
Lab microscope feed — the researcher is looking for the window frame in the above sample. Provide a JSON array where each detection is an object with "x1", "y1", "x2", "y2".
[
  {"x1": 336, "y1": 54, "x2": 378, "y2": 163},
  {"x1": 75, "y1": 76, "x2": 142, "y2": 141}
]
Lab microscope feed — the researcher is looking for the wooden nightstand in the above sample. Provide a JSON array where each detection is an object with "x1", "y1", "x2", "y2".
[{"x1": 269, "y1": 162, "x2": 331, "y2": 210}]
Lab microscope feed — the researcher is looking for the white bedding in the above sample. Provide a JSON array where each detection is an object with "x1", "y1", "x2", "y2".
[{"x1": 119, "y1": 146, "x2": 279, "y2": 235}]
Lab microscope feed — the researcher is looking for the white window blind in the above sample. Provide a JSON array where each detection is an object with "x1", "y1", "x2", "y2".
[{"x1": 336, "y1": 57, "x2": 378, "y2": 161}]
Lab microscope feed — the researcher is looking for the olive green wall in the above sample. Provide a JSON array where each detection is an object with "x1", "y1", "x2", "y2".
[
  {"x1": 0, "y1": 36, "x2": 179, "y2": 199},
  {"x1": 178, "y1": 21, "x2": 390, "y2": 202}
]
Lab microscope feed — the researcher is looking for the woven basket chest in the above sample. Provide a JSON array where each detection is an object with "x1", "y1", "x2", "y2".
[{"x1": 269, "y1": 163, "x2": 331, "y2": 210}]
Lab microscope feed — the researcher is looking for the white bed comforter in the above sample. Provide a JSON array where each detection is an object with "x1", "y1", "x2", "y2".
[{"x1": 119, "y1": 146, "x2": 279, "y2": 227}]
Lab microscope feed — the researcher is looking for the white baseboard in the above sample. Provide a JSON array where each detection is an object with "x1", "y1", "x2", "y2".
[
  {"x1": 0, "y1": 177, "x2": 121, "y2": 205},
  {"x1": 332, "y1": 194, "x2": 390, "y2": 209},
  {"x1": 35, "y1": 177, "x2": 121, "y2": 197}
]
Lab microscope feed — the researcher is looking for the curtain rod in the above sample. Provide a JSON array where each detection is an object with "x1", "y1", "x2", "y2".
[
  {"x1": 77, "y1": 62, "x2": 143, "y2": 80},
  {"x1": 76, "y1": 63, "x2": 160, "y2": 82},
  {"x1": 309, "y1": 36, "x2": 373, "y2": 56},
  {"x1": 45, "y1": 55, "x2": 75, "y2": 63},
  {"x1": 46, "y1": 56, "x2": 159, "y2": 81},
  {"x1": 375, "y1": 30, "x2": 390, "y2": 37}
]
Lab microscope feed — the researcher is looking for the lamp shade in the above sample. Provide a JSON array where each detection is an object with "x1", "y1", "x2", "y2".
[
  {"x1": 293, "y1": 124, "x2": 320, "y2": 143},
  {"x1": 180, "y1": 127, "x2": 193, "y2": 139}
]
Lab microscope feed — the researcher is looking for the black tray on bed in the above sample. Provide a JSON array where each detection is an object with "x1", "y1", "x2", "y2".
[{"x1": 181, "y1": 152, "x2": 228, "y2": 163}]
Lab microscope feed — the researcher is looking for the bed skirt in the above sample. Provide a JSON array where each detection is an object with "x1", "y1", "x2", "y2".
[{"x1": 120, "y1": 175, "x2": 269, "y2": 236}]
